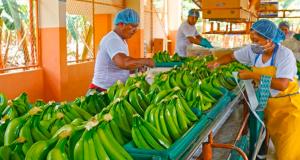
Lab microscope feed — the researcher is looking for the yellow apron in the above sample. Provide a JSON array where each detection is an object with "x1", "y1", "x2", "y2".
[{"x1": 252, "y1": 50, "x2": 300, "y2": 160}]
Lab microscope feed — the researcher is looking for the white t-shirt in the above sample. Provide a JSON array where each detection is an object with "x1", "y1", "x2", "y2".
[
  {"x1": 175, "y1": 21, "x2": 199, "y2": 57},
  {"x1": 92, "y1": 31, "x2": 130, "y2": 89},
  {"x1": 234, "y1": 44, "x2": 297, "y2": 96}
]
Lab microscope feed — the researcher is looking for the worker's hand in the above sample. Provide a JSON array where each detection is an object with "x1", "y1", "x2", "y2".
[
  {"x1": 238, "y1": 70, "x2": 255, "y2": 80},
  {"x1": 145, "y1": 58, "x2": 155, "y2": 68},
  {"x1": 137, "y1": 66, "x2": 148, "y2": 73},
  {"x1": 207, "y1": 61, "x2": 220, "y2": 70},
  {"x1": 199, "y1": 38, "x2": 213, "y2": 48}
]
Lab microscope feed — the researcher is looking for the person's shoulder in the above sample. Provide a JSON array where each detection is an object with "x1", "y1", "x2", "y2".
[
  {"x1": 181, "y1": 21, "x2": 193, "y2": 28},
  {"x1": 101, "y1": 31, "x2": 122, "y2": 44},
  {"x1": 277, "y1": 44, "x2": 295, "y2": 60},
  {"x1": 278, "y1": 44, "x2": 293, "y2": 55}
]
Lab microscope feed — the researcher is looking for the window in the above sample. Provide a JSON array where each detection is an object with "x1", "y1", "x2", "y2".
[
  {"x1": 0, "y1": 0, "x2": 38, "y2": 73},
  {"x1": 66, "y1": 0, "x2": 94, "y2": 64}
]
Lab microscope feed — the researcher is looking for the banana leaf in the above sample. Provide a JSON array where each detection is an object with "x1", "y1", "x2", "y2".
[
  {"x1": 67, "y1": 16, "x2": 78, "y2": 40},
  {"x1": 1, "y1": 0, "x2": 21, "y2": 30}
]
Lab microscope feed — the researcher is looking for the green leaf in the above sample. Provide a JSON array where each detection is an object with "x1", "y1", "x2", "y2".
[
  {"x1": 1, "y1": 0, "x2": 21, "y2": 30},
  {"x1": 67, "y1": 16, "x2": 78, "y2": 40},
  {"x1": 2, "y1": 16, "x2": 15, "y2": 30}
]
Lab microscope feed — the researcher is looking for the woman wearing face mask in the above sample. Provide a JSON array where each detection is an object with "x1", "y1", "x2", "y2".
[{"x1": 208, "y1": 19, "x2": 300, "y2": 159}]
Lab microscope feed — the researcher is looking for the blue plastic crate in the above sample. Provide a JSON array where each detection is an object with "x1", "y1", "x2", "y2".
[
  {"x1": 124, "y1": 115, "x2": 211, "y2": 160},
  {"x1": 203, "y1": 90, "x2": 232, "y2": 119},
  {"x1": 154, "y1": 62, "x2": 184, "y2": 67}
]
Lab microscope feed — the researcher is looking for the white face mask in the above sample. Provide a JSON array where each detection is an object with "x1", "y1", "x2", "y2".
[
  {"x1": 250, "y1": 41, "x2": 274, "y2": 54},
  {"x1": 250, "y1": 43, "x2": 264, "y2": 54}
]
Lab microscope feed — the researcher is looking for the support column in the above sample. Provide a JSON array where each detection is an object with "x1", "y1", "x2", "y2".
[
  {"x1": 39, "y1": 0, "x2": 67, "y2": 101},
  {"x1": 167, "y1": 0, "x2": 181, "y2": 54},
  {"x1": 126, "y1": 0, "x2": 144, "y2": 58}
]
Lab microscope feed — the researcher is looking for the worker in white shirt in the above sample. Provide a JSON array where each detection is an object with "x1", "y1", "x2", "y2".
[
  {"x1": 175, "y1": 9, "x2": 213, "y2": 57},
  {"x1": 88, "y1": 8, "x2": 155, "y2": 93},
  {"x1": 208, "y1": 19, "x2": 300, "y2": 160},
  {"x1": 278, "y1": 21, "x2": 295, "y2": 39}
]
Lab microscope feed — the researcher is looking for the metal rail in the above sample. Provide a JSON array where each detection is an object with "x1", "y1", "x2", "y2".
[{"x1": 183, "y1": 92, "x2": 243, "y2": 159}]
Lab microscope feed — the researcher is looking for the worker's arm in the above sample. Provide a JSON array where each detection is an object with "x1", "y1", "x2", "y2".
[
  {"x1": 112, "y1": 53, "x2": 155, "y2": 70},
  {"x1": 239, "y1": 70, "x2": 289, "y2": 91},
  {"x1": 207, "y1": 53, "x2": 235, "y2": 69},
  {"x1": 187, "y1": 35, "x2": 213, "y2": 48},
  {"x1": 187, "y1": 36, "x2": 201, "y2": 45}
]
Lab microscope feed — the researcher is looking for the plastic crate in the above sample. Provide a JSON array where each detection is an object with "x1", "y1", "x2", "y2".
[
  {"x1": 203, "y1": 89, "x2": 232, "y2": 119},
  {"x1": 124, "y1": 115, "x2": 211, "y2": 160},
  {"x1": 154, "y1": 62, "x2": 184, "y2": 67}
]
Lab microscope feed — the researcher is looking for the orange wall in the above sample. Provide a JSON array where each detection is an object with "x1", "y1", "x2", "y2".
[
  {"x1": 40, "y1": 27, "x2": 67, "y2": 101},
  {"x1": 94, "y1": 14, "x2": 112, "y2": 52},
  {"x1": 168, "y1": 30, "x2": 177, "y2": 54},
  {"x1": 127, "y1": 29, "x2": 144, "y2": 58},
  {"x1": 0, "y1": 69, "x2": 44, "y2": 102},
  {"x1": 65, "y1": 61, "x2": 94, "y2": 101}
]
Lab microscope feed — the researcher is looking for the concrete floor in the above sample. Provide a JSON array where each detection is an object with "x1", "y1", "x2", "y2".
[{"x1": 212, "y1": 103, "x2": 244, "y2": 160}]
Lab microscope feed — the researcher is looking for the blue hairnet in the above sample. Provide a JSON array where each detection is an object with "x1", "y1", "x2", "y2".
[
  {"x1": 251, "y1": 19, "x2": 285, "y2": 44},
  {"x1": 278, "y1": 21, "x2": 290, "y2": 29},
  {"x1": 188, "y1": 9, "x2": 199, "y2": 18},
  {"x1": 114, "y1": 8, "x2": 140, "y2": 25}
]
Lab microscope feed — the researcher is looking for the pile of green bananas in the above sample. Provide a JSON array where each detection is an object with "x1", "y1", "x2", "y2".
[
  {"x1": 71, "y1": 120, "x2": 133, "y2": 160},
  {"x1": 186, "y1": 80, "x2": 221, "y2": 112},
  {"x1": 1, "y1": 93, "x2": 31, "y2": 121},
  {"x1": 107, "y1": 80, "x2": 150, "y2": 117},
  {"x1": 150, "y1": 69, "x2": 194, "y2": 92},
  {"x1": 24, "y1": 116, "x2": 133, "y2": 160},
  {"x1": 153, "y1": 51, "x2": 182, "y2": 63},
  {"x1": 74, "y1": 91, "x2": 109, "y2": 115},
  {"x1": 144, "y1": 92, "x2": 198, "y2": 142},
  {"x1": 1, "y1": 102, "x2": 93, "y2": 159},
  {"x1": 107, "y1": 98, "x2": 137, "y2": 140},
  {"x1": 132, "y1": 115, "x2": 171, "y2": 150}
]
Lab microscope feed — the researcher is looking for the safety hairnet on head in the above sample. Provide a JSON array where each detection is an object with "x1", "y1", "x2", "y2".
[
  {"x1": 188, "y1": 9, "x2": 199, "y2": 18},
  {"x1": 278, "y1": 21, "x2": 290, "y2": 29},
  {"x1": 251, "y1": 19, "x2": 285, "y2": 44},
  {"x1": 114, "y1": 8, "x2": 140, "y2": 25}
]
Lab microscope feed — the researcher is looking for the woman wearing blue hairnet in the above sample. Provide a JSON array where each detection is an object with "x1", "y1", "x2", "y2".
[
  {"x1": 88, "y1": 8, "x2": 155, "y2": 92},
  {"x1": 175, "y1": 9, "x2": 213, "y2": 57},
  {"x1": 208, "y1": 19, "x2": 300, "y2": 159}
]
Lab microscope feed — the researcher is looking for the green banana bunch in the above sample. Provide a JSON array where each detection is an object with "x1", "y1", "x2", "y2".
[
  {"x1": 175, "y1": 96, "x2": 198, "y2": 122},
  {"x1": 19, "y1": 118, "x2": 34, "y2": 154},
  {"x1": 107, "y1": 80, "x2": 124, "y2": 101},
  {"x1": 46, "y1": 138, "x2": 69, "y2": 160},
  {"x1": 297, "y1": 61, "x2": 300, "y2": 76},
  {"x1": 200, "y1": 78, "x2": 223, "y2": 98},
  {"x1": 109, "y1": 98, "x2": 136, "y2": 138},
  {"x1": 96, "y1": 122, "x2": 133, "y2": 160},
  {"x1": 4, "y1": 114, "x2": 29, "y2": 145},
  {"x1": 0, "y1": 120, "x2": 8, "y2": 146},
  {"x1": 68, "y1": 126, "x2": 85, "y2": 160},
  {"x1": 0, "y1": 145, "x2": 13, "y2": 160},
  {"x1": 71, "y1": 104, "x2": 92, "y2": 121},
  {"x1": 0, "y1": 140, "x2": 26, "y2": 160},
  {"x1": 25, "y1": 138, "x2": 58, "y2": 160},
  {"x1": 0, "y1": 93, "x2": 7, "y2": 113},
  {"x1": 11, "y1": 92, "x2": 31, "y2": 117},
  {"x1": 217, "y1": 73, "x2": 236, "y2": 90},
  {"x1": 128, "y1": 86, "x2": 150, "y2": 116},
  {"x1": 132, "y1": 114, "x2": 172, "y2": 150},
  {"x1": 31, "y1": 115, "x2": 51, "y2": 142},
  {"x1": 171, "y1": 53, "x2": 182, "y2": 62},
  {"x1": 164, "y1": 102, "x2": 182, "y2": 141}
]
